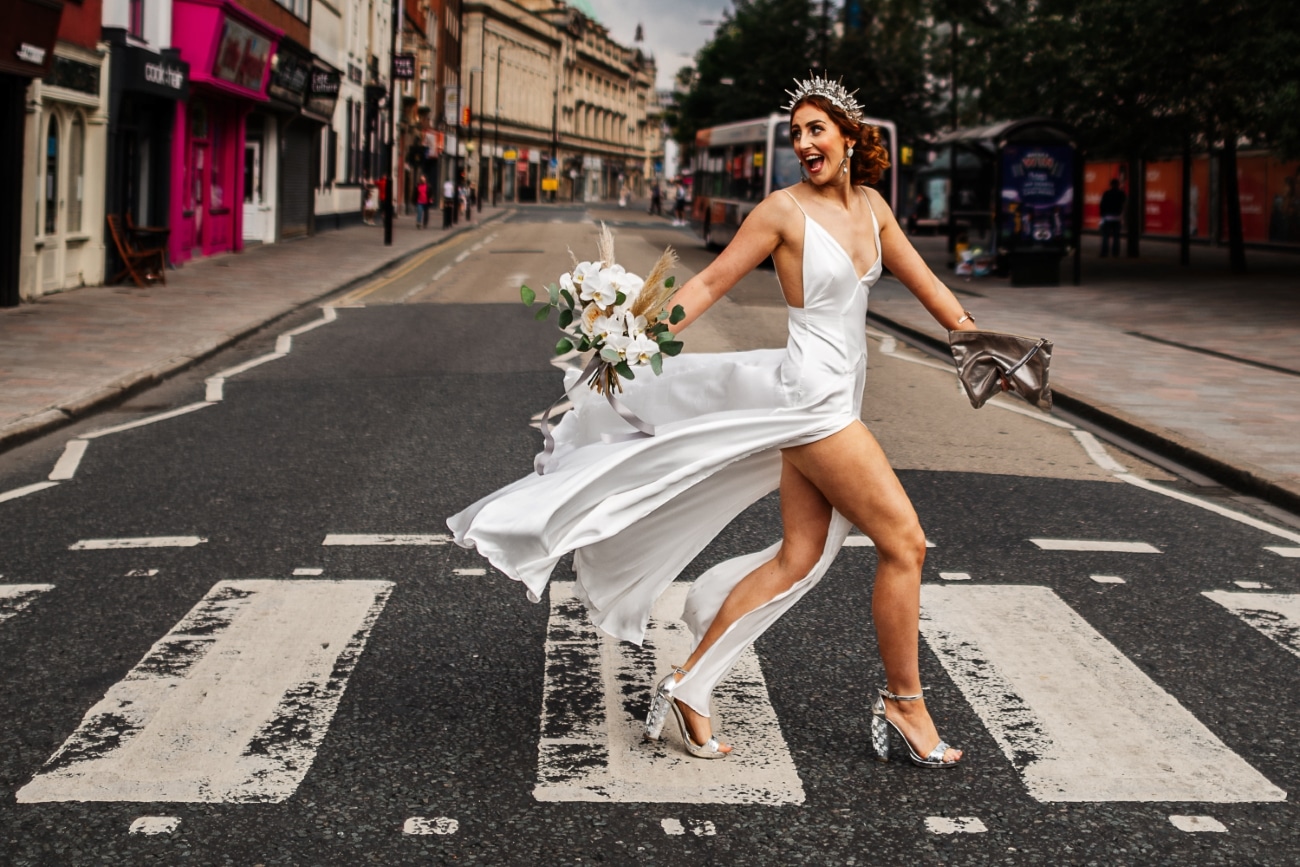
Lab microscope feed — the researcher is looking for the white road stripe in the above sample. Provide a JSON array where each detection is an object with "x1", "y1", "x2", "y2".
[
  {"x1": 432, "y1": 265, "x2": 453, "y2": 281},
  {"x1": 17, "y1": 579, "x2": 393, "y2": 803},
  {"x1": 1071, "y1": 430, "x2": 1127, "y2": 472},
  {"x1": 213, "y1": 351, "x2": 286, "y2": 381},
  {"x1": 453, "y1": 568, "x2": 486, "y2": 576},
  {"x1": 920, "y1": 584, "x2": 1286, "y2": 802},
  {"x1": 1029, "y1": 539, "x2": 1160, "y2": 553},
  {"x1": 926, "y1": 817, "x2": 988, "y2": 834},
  {"x1": 1265, "y1": 546, "x2": 1300, "y2": 558},
  {"x1": 322, "y1": 533, "x2": 450, "y2": 546},
  {"x1": 1089, "y1": 574, "x2": 1126, "y2": 584},
  {"x1": 293, "y1": 568, "x2": 324, "y2": 576},
  {"x1": 1233, "y1": 581, "x2": 1271, "y2": 590},
  {"x1": 129, "y1": 817, "x2": 180, "y2": 835},
  {"x1": 0, "y1": 481, "x2": 59, "y2": 503},
  {"x1": 69, "y1": 536, "x2": 206, "y2": 550},
  {"x1": 1116, "y1": 474, "x2": 1300, "y2": 545},
  {"x1": 0, "y1": 584, "x2": 55, "y2": 624},
  {"x1": 535, "y1": 581, "x2": 804, "y2": 804},
  {"x1": 1170, "y1": 815, "x2": 1228, "y2": 833},
  {"x1": 1204, "y1": 592, "x2": 1300, "y2": 661},
  {"x1": 404, "y1": 817, "x2": 459, "y2": 835},
  {"x1": 125, "y1": 569, "x2": 159, "y2": 577},
  {"x1": 81, "y1": 402, "x2": 215, "y2": 440},
  {"x1": 204, "y1": 377, "x2": 225, "y2": 401},
  {"x1": 844, "y1": 534, "x2": 935, "y2": 548},
  {"x1": 274, "y1": 334, "x2": 292, "y2": 353},
  {"x1": 939, "y1": 572, "x2": 972, "y2": 581},
  {"x1": 48, "y1": 440, "x2": 89, "y2": 481}
]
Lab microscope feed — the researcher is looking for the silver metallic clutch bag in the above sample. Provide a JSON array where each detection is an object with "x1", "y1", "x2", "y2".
[{"x1": 948, "y1": 330, "x2": 1053, "y2": 410}]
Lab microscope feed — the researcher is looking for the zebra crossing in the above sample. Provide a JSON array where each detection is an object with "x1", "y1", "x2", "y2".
[{"x1": 1, "y1": 528, "x2": 1295, "y2": 813}]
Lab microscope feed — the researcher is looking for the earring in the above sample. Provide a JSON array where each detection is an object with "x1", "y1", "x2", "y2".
[{"x1": 847, "y1": 145, "x2": 855, "y2": 158}]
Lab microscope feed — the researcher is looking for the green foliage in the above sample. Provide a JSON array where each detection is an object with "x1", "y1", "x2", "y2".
[
  {"x1": 520, "y1": 285, "x2": 536, "y2": 306},
  {"x1": 669, "y1": 304, "x2": 686, "y2": 325},
  {"x1": 614, "y1": 361, "x2": 635, "y2": 380},
  {"x1": 650, "y1": 353, "x2": 664, "y2": 375},
  {"x1": 534, "y1": 305, "x2": 551, "y2": 321},
  {"x1": 555, "y1": 337, "x2": 574, "y2": 355}
]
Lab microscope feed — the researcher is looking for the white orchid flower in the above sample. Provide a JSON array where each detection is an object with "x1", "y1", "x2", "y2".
[
  {"x1": 604, "y1": 332, "x2": 632, "y2": 358},
  {"x1": 624, "y1": 310, "x2": 648, "y2": 335},
  {"x1": 627, "y1": 333, "x2": 659, "y2": 365},
  {"x1": 559, "y1": 271, "x2": 576, "y2": 295},
  {"x1": 591, "y1": 313, "x2": 623, "y2": 340},
  {"x1": 581, "y1": 269, "x2": 620, "y2": 307}
]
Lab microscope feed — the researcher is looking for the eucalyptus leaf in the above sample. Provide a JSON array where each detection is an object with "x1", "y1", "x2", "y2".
[
  {"x1": 520, "y1": 285, "x2": 536, "y2": 306},
  {"x1": 669, "y1": 304, "x2": 686, "y2": 324},
  {"x1": 650, "y1": 353, "x2": 663, "y2": 375},
  {"x1": 600, "y1": 347, "x2": 621, "y2": 363},
  {"x1": 615, "y1": 361, "x2": 634, "y2": 380},
  {"x1": 534, "y1": 305, "x2": 552, "y2": 321},
  {"x1": 560, "y1": 289, "x2": 575, "y2": 308},
  {"x1": 555, "y1": 337, "x2": 574, "y2": 355},
  {"x1": 559, "y1": 309, "x2": 574, "y2": 328},
  {"x1": 664, "y1": 276, "x2": 676, "y2": 289},
  {"x1": 615, "y1": 291, "x2": 627, "y2": 307},
  {"x1": 661, "y1": 340, "x2": 684, "y2": 357},
  {"x1": 547, "y1": 283, "x2": 560, "y2": 305}
]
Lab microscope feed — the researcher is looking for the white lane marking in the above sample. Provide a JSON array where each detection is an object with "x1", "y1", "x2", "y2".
[
  {"x1": 275, "y1": 334, "x2": 292, "y2": 354},
  {"x1": 1089, "y1": 574, "x2": 1126, "y2": 584},
  {"x1": 1071, "y1": 430, "x2": 1127, "y2": 472},
  {"x1": 212, "y1": 351, "x2": 286, "y2": 381},
  {"x1": 129, "y1": 816, "x2": 180, "y2": 836},
  {"x1": 125, "y1": 569, "x2": 159, "y2": 577},
  {"x1": 18, "y1": 579, "x2": 394, "y2": 803},
  {"x1": 1266, "y1": 546, "x2": 1300, "y2": 558},
  {"x1": 1116, "y1": 474, "x2": 1300, "y2": 545},
  {"x1": 1204, "y1": 592, "x2": 1300, "y2": 660},
  {"x1": 0, "y1": 481, "x2": 59, "y2": 503},
  {"x1": 1170, "y1": 815, "x2": 1228, "y2": 833},
  {"x1": 48, "y1": 440, "x2": 89, "y2": 481},
  {"x1": 453, "y1": 568, "x2": 486, "y2": 576},
  {"x1": 986, "y1": 394, "x2": 1076, "y2": 429},
  {"x1": 661, "y1": 818, "x2": 716, "y2": 836},
  {"x1": 920, "y1": 584, "x2": 1286, "y2": 802},
  {"x1": 284, "y1": 307, "x2": 337, "y2": 336},
  {"x1": 322, "y1": 533, "x2": 450, "y2": 546},
  {"x1": 81, "y1": 402, "x2": 215, "y2": 440},
  {"x1": 403, "y1": 817, "x2": 459, "y2": 835},
  {"x1": 844, "y1": 534, "x2": 935, "y2": 548},
  {"x1": 939, "y1": 572, "x2": 972, "y2": 581},
  {"x1": 70, "y1": 536, "x2": 206, "y2": 550},
  {"x1": 204, "y1": 377, "x2": 225, "y2": 401},
  {"x1": 1030, "y1": 539, "x2": 1160, "y2": 553},
  {"x1": 293, "y1": 568, "x2": 324, "y2": 576},
  {"x1": 432, "y1": 265, "x2": 453, "y2": 281},
  {"x1": 925, "y1": 816, "x2": 988, "y2": 834},
  {"x1": 455, "y1": 250, "x2": 471, "y2": 263},
  {"x1": 1233, "y1": 581, "x2": 1271, "y2": 590},
  {"x1": 0, "y1": 584, "x2": 56, "y2": 624},
  {"x1": 535, "y1": 581, "x2": 804, "y2": 805}
]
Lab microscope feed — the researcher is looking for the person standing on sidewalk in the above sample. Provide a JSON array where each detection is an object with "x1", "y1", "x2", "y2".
[
  {"x1": 415, "y1": 177, "x2": 430, "y2": 229},
  {"x1": 442, "y1": 178, "x2": 455, "y2": 229},
  {"x1": 1099, "y1": 179, "x2": 1126, "y2": 257}
]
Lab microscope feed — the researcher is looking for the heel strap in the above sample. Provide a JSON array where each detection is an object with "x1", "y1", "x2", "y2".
[
  {"x1": 878, "y1": 687, "x2": 925, "y2": 702},
  {"x1": 673, "y1": 666, "x2": 689, "y2": 677}
]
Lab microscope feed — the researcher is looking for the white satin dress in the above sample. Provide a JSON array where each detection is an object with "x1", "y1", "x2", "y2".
[{"x1": 448, "y1": 188, "x2": 882, "y2": 716}]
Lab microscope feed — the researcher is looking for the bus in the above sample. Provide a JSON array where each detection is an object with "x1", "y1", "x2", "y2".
[{"x1": 691, "y1": 112, "x2": 898, "y2": 248}]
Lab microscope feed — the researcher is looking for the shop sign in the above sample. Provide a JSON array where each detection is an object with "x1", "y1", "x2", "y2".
[
  {"x1": 348, "y1": 62, "x2": 363, "y2": 84},
  {"x1": 268, "y1": 47, "x2": 310, "y2": 107},
  {"x1": 0, "y1": 0, "x2": 63, "y2": 78},
  {"x1": 119, "y1": 44, "x2": 189, "y2": 99},
  {"x1": 999, "y1": 144, "x2": 1075, "y2": 249},
  {"x1": 503, "y1": 149, "x2": 518, "y2": 161},
  {"x1": 393, "y1": 53, "x2": 415, "y2": 80},
  {"x1": 212, "y1": 15, "x2": 272, "y2": 94},
  {"x1": 305, "y1": 65, "x2": 341, "y2": 121}
]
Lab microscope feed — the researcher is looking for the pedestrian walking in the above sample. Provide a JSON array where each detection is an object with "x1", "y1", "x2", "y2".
[
  {"x1": 415, "y1": 177, "x2": 430, "y2": 229},
  {"x1": 1099, "y1": 178, "x2": 1125, "y2": 257},
  {"x1": 460, "y1": 182, "x2": 472, "y2": 223},
  {"x1": 649, "y1": 181, "x2": 663, "y2": 216},
  {"x1": 442, "y1": 178, "x2": 455, "y2": 229},
  {"x1": 362, "y1": 177, "x2": 378, "y2": 226},
  {"x1": 672, "y1": 180, "x2": 687, "y2": 226},
  {"x1": 449, "y1": 73, "x2": 970, "y2": 766}
]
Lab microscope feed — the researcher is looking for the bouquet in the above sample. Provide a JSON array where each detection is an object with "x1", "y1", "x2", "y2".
[{"x1": 521, "y1": 223, "x2": 684, "y2": 396}]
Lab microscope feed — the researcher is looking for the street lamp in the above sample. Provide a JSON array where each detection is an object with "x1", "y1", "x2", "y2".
[{"x1": 493, "y1": 47, "x2": 503, "y2": 206}]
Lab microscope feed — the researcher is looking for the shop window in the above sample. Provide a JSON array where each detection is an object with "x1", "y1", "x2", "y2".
[
  {"x1": 274, "y1": 0, "x2": 309, "y2": 23},
  {"x1": 68, "y1": 114, "x2": 84, "y2": 233},
  {"x1": 210, "y1": 116, "x2": 224, "y2": 210},
  {"x1": 44, "y1": 114, "x2": 59, "y2": 236}
]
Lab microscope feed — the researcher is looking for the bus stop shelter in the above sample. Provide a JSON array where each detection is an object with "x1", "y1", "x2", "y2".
[{"x1": 916, "y1": 118, "x2": 1081, "y2": 286}]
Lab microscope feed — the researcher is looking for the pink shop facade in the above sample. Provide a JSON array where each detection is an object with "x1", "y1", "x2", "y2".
[{"x1": 169, "y1": 0, "x2": 281, "y2": 265}]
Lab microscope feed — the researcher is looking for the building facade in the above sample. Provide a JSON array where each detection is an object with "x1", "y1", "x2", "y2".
[
  {"x1": 460, "y1": 0, "x2": 654, "y2": 206},
  {"x1": 20, "y1": 0, "x2": 109, "y2": 298}
]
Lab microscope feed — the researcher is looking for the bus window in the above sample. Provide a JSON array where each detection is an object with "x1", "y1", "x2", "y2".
[{"x1": 774, "y1": 122, "x2": 801, "y2": 190}]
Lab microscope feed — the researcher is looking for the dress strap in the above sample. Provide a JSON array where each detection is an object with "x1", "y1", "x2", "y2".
[
  {"x1": 780, "y1": 189, "x2": 808, "y2": 215},
  {"x1": 858, "y1": 186, "x2": 882, "y2": 248}
]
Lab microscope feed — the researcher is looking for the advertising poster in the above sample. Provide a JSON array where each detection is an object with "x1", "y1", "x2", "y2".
[
  {"x1": 213, "y1": 17, "x2": 271, "y2": 93},
  {"x1": 1143, "y1": 158, "x2": 1210, "y2": 237},
  {"x1": 1000, "y1": 145, "x2": 1075, "y2": 249},
  {"x1": 1231, "y1": 155, "x2": 1300, "y2": 244}
]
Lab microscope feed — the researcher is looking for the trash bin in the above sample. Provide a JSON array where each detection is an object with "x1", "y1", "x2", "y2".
[{"x1": 1009, "y1": 250, "x2": 1063, "y2": 287}]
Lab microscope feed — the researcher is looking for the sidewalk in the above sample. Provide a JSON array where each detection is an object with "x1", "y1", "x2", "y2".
[
  {"x1": 0, "y1": 210, "x2": 505, "y2": 448},
  {"x1": 870, "y1": 234, "x2": 1300, "y2": 511}
]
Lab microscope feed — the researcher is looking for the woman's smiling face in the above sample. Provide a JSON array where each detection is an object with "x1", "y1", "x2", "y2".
[{"x1": 790, "y1": 103, "x2": 849, "y2": 184}]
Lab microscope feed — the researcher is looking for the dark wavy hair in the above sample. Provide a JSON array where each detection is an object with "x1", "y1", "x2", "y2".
[{"x1": 790, "y1": 94, "x2": 890, "y2": 187}]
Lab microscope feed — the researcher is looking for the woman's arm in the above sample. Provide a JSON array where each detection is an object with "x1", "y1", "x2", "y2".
[
  {"x1": 868, "y1": 188, "x2": 978, "y2": 333},
  {"x1": 668, "y1": 194, "x2": 792, "y2": 334}
]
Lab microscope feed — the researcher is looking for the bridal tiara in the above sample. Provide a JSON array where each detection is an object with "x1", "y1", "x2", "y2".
[{"x1": 784, "y1": 73, "x2": 865, "y2": 124}]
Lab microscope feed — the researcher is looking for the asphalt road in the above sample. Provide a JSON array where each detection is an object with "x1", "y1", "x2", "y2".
[{"x1": 0, "y1": 205, "x2": 1298, "y2": 865}]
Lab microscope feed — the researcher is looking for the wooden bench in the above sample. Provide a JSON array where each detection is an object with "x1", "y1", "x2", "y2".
[{"x1": 107, "y1": 214, "x2": 168, "y2": 287}]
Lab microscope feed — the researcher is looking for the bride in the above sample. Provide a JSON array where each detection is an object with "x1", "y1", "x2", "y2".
[{"x1": 450, "y1": 75, "x2": 972, "y2": 767}]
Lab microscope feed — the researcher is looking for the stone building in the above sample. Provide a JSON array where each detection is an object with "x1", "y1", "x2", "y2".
[{"x1": 460, "y1": 0, "x2": 655, "y2": 204}]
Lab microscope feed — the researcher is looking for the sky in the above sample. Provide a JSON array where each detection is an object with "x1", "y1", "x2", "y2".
[{"x1": 582, "y1": 0, "x2": 733, "y2": 91}]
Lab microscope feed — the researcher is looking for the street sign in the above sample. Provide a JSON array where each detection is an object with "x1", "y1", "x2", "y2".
[
  {"x1": 443, "y1": 86, "x2": 460, "y2": 123},
  {"x1": 392, "y1": 54, "x2": 415, "y2": 80},
  {"x1": 550, "y1": 158, "x2": 558, "y2": 170},
  {"x1": 542, "y1": 178, "x2": 559, "y2": 192},
  {"x1": 503, "y1": 149, "x2": 518, "y2": 161}
]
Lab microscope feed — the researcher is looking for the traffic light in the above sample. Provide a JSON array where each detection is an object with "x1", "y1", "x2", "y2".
[{"x1": 462, "y1": 107, "x2": 471, "y2": 127}]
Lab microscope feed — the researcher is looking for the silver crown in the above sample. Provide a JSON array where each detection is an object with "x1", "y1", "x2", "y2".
[{"x1": 784, "y1": 73, "x2": 864, "y2": 123}]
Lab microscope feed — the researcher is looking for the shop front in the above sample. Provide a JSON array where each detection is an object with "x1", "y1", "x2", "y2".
[
  {"x1": 170, "y1": 0, "x2": 281, "y2": 265},
  {"x1": 103, "y1": 30, "x2": 189, "y2": 280}
]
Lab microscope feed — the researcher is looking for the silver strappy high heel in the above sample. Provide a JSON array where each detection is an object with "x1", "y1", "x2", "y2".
[
  {"x1": 645, "y1": 667, "x2": 730, "y2": 759},
  {"x1": 871, "y1": 687, "x2": 961, "y2": 768}
]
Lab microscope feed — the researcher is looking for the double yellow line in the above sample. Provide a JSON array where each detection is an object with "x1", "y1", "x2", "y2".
[{"x1": 338, "y1": 211, "x2": 510, "y2": 305}]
